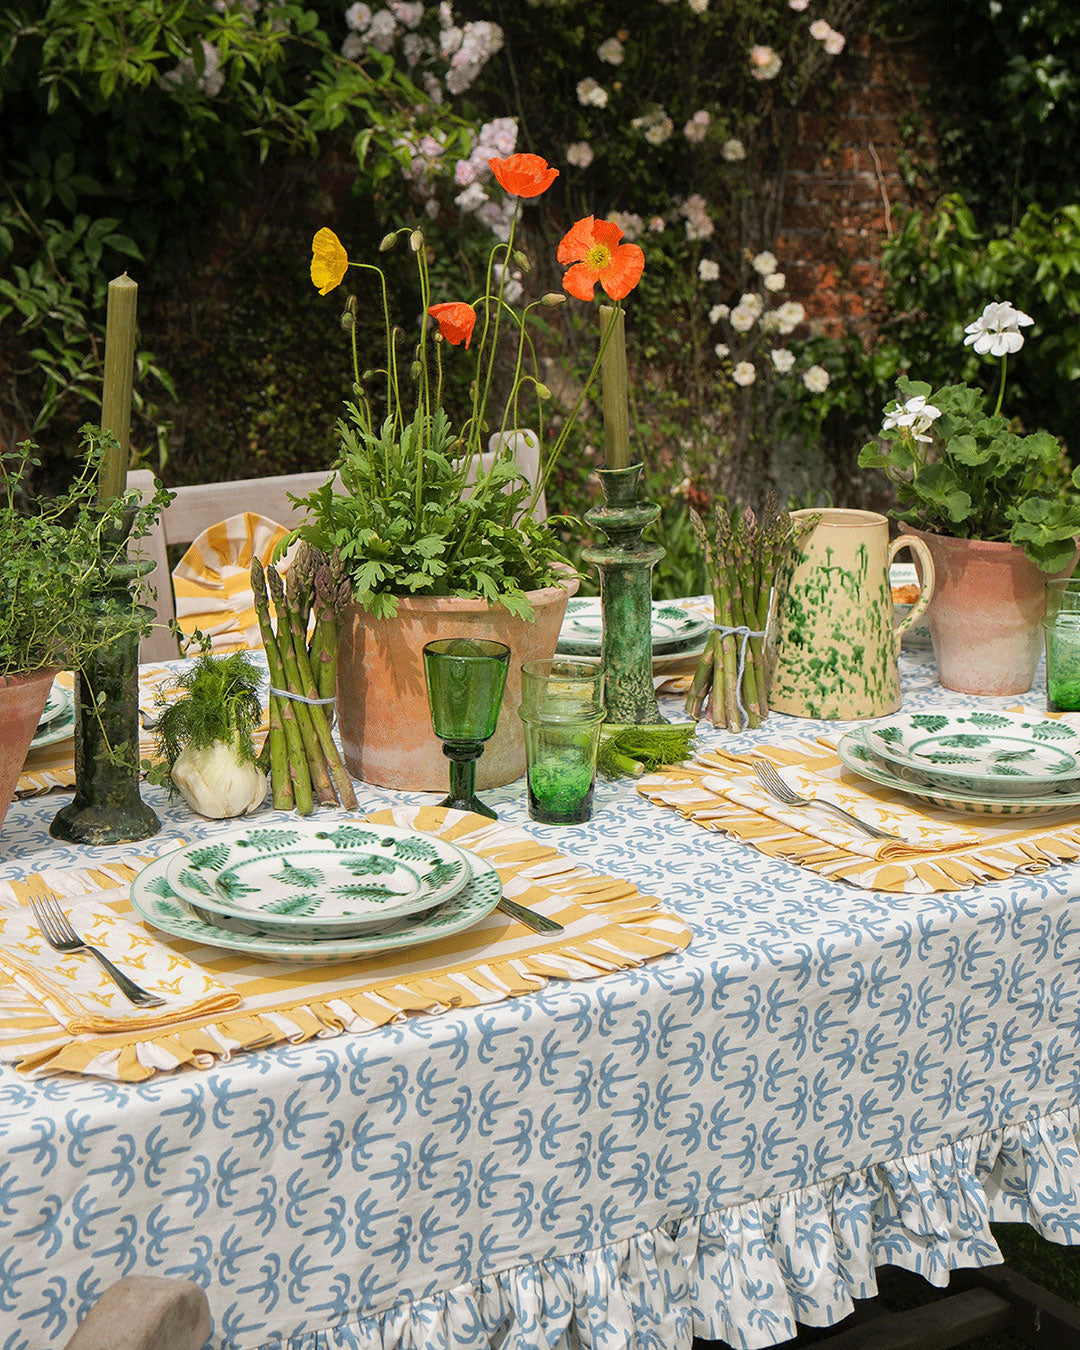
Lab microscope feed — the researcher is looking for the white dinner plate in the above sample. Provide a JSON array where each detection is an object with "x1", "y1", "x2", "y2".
[
  {"x1": 37, "y1": 682, "x2": 72, "y2": 729},
  {"x1": 164, "y1": 820, "x2": 474, "y2": 935},
  {"x1": 131, "y1": 848, "x2": 503, "y2": 962},
  {"x1": 860, "y1": 710, "x2": 1080, "y2": 796},
  {"x1": 556, "y1": 597, "x2": 712, "y2": 657},
  {"x1": 837, "y1": 730, "x2": 1080, "y2": 817}
]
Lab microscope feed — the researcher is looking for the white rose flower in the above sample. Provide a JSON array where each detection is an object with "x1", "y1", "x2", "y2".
[
  {"x1": 709, "y1": 303, "x2": 730, "y2": 324},
  {"x1": 788, "y1": 0, "x2": 808, "y2": 9},
  {"x1": 698, "y1": 259, "x2": 720, "y2": 282},
  {"x1": 775, "y1": 300, "x2": 805, "y2": 334},
  {"x1": 771, "y1": 348, "x2": 796, "y2": 373},
  {"x1": 721, "y1": 138, "x2": 746, "y2": 162},
  {"x1": 809, "y1": 18, "x2": 830, "y2": 38},
  {"x1": 598, "y1": 36, "x2": 624, "y2": 64},
  {"x1": 802, "y1": 364, "x2": 831, "y2": 393},
  {"x1": 688, "y1": 0, "x2": 709, "y2": 12},
  {"x1": 963, "y1": 300, "x2": 1035, "y2": 356},
  {"x1": 824, "y1": 29, "x2": 846, "y2": 55},
  {"x1": 751, "y1": 250, "x2": 778, "y2": 276},
  {"x1": 764, "y1": 272, "x2": 786, "y2": 291},
  {"x1": 733, "y1": 361, "x2": 757, "y2": 387},
  {"x1": 714, "y1": 343, "x2": 730, "y2": 359},
  {"x1": 576, "y1": 77, "x2": 609, "y2": 108},
  {"x1": 750, "y1": 46, "x2": 782, "y2": 80},
  {"x1": 739, "y1": 292, "x2": 764, "y2": 316},
  {"x1": 730, "y1": 303, "x2": 758, "y2": 333}
]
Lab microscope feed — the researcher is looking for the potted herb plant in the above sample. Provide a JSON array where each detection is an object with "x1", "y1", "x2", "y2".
[
  {"x1": 0, "y1": 429, "x2": 170, "y2": 830},
  {"x1": 294, "y1": 152, "x2": 645, "y2": 789},
  {"x1": 859, "y1": 300, "x2": 1080, "y2": 694}
]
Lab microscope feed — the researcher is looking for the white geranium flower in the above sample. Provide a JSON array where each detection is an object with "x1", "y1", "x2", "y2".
[
  {"x1": 698, "y1": 259, "x2": 720, "y2": 281},
  {"x1": 751, "y1": 250, "x2": 778, "y2": 276},
  {"x1": 709, "y1": 303, "x2": 730, "y2": 324},
  {"x1": 771, "y1": 348, "x2": 796, "y2": 373},
  {"x1": 802, "y1": 364, "x2": 830, "y2": 393},
  {"x1": 566, "y1": 141, "x2": 594, "y2": 168},
  {"x1": 963, "y1": 300, "x2": 1035, "y2": 357},
  {"x1": 721, "y1": 137, "x2": 746, "y2": 162},
  {"x1": 714, "y1": 343, "x2": 730, "y2": 359},
  {"x1": 733, "y1": 361, "x2": 757, "y2": 387},
  {"x1": 882, "y1": 394, "x2": 942, "y2": 434},
  {"x1": 764, "y1": 272, "x2": 785, "y2": 291}
]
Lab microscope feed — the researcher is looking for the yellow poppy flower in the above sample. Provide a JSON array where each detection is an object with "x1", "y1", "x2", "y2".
[{"x1": 310, "y1": 228, "x2": 349, "y2": 295}]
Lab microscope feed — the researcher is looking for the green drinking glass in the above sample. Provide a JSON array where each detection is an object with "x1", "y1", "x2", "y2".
[{"x1": 422, "y1": 638, "x2": 511, "y2": 819}]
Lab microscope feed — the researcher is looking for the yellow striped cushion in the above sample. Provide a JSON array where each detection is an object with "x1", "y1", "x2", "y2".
[{"x1": 173, "y1": 513, "x2": 292, "y2": 654}]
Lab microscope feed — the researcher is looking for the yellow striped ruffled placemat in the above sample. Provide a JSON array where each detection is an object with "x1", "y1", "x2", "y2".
[
  {"x1": 17, "y1": 664, "x2": 271, "y2": 797},
  {"x1": 0, "y1": 805, "x2": 691, "y2": 1080},
  {"x1": 639, "y1": 738, "x2": 1080, "y2": 893}
]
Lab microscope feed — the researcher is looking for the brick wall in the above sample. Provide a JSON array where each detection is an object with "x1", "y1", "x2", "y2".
[{"x1": 778, "y1": 35, "x2": 935, "y2": 339}]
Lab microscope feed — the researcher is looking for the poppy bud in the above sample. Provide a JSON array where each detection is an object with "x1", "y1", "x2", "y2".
[
  {"x1": 512, "y1": 250, "x2": 531, "y2": 272},
  {"x1": 361, "y1": 369, "x2": 375, "y2": 381},
  {"x1": 379, "y1": 232, "x2": 396, "y2": 252},
  {"x1": 340, "y1": 309, "x2": 355, "y2": 331},
  {"x1": 411, "y1": 360, "x2": 422, "y2": 379},
  {"x1": 535, "y1": 382, "x2": 552, "y2": 400},
  {"x1": 409, "y1": 229, "x2": 424, "y2": 252},
  {"x1": 541, "y1": 292, "x2": 567, "y2": 306}
]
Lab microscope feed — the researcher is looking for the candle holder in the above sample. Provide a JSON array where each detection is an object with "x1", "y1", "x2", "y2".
[
  {"x1": 582, "y1": 463, "x2": 665, "y2": 724},
  {"x1": 51, "y1": 514, "x2": 161, "y2": 846}
]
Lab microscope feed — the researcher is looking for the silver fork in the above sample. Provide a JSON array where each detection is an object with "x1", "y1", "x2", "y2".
[
  {"x1": 29, "y1": 894, "x2": 166, "y2": 1008},
  {"x1": 751, "y1": 760, "x2": 903, "y2": 842}
]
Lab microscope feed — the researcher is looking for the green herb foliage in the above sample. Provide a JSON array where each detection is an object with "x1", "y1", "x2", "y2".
[
  {"x1": 0, "y1": 426, "x2": 170, "y2": 678},
  {"x1": 153, "y1": 652, "x2": 263, "y2": 773}
]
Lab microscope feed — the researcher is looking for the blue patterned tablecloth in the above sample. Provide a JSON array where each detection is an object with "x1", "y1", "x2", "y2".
[{"x1": 2, "y1": 647, "x2": 1079, "y2": 1350}]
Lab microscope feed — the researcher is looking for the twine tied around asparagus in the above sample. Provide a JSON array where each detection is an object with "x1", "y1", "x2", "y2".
[{"x1": 712, "y1": 622, "x2": 767, "y2": 730}]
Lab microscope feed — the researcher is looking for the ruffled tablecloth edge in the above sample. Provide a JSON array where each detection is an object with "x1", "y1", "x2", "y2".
[{"x1": 260, "y1": 1102, "x2": 1080, "y2": 1350}]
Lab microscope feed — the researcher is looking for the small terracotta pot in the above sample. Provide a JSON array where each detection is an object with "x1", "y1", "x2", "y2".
[
  {"x1": 901, "y1": 526, "x2": 1079, "y2": 695},
  {"x1": 0, "y1": 668, "x2": 57, "y2": 833},
  {"x1": 335, "y1": 576, "x2": 579, "y2": 790}
]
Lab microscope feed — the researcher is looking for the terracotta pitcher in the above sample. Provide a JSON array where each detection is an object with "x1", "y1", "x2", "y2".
[{"x1": 767, "y1": 508, "x2": 935, "y2": 720}]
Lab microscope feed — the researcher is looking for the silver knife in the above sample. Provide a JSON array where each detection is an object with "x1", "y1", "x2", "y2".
[{"x1": 496, "y1": 896, "x2": 564, "y2": 933}]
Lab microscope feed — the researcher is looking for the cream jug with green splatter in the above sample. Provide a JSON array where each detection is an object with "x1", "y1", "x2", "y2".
[{"x1": 767, "y1": 509, "x2": 935, "y2": 720}]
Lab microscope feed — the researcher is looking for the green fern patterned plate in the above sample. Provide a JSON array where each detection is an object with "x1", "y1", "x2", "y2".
[
  {"x1": 131, "y1": 847, "x2": 502, "y2": 963},
  {"x1": 860, "y1": 711, "x2": 1080, "y2": 797},
  {"x1": 838, "y1": 730, "x2": 1080, "y2": 817},
  {"x1": 163, "y1": 821, "x2": 474, "y2": 935},
  {"x1": 556, "y1": 598, "x2": 712, "y2": 656}
]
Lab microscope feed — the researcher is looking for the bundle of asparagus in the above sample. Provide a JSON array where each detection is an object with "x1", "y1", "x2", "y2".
[
  {"x1": 251, "y1": 544, "x2": 356, "y2": 814},
  {"x1": 685, "y1": 497, "x2": 817, "y2": 732}
]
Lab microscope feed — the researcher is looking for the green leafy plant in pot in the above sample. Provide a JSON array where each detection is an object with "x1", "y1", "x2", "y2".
[
  {"x1": 0, "y1": 428, "x2": 171, "y2": 830},
  {"x1": 291, "y1": 151, "x2": 646, "y2": 789},
  {"x1": 858, "y1": 301, "x2": 1080, "y2": 694}
]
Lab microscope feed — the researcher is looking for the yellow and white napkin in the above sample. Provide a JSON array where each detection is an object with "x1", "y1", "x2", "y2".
[{"x1": 0, "y1": 898, "x2": 240, "y2": 1035}]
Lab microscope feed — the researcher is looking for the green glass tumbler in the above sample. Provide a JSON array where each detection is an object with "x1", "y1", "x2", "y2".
[
  {"x1": 1044, "y1": 579, "x2": 1080, "y2": 712},
  {"x1": 518, "y1": 659, "x2": 605, "y2": 825},
  {"x1": 422, "y1": 638, "x2": 511, "y2": 819}
]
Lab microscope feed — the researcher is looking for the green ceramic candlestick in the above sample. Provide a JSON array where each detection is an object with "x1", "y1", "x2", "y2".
[
  {"x1": 582, "y1": 463, "x2": 665, "y2": 724},
  {"x1": 51, "y1": 527, "x2": 161, "y2": 846}
]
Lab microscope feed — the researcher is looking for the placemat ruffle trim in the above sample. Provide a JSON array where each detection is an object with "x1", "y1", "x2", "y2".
[{"x1": 273, "y1": 1104, "x2": 1080, "y2": 1350}]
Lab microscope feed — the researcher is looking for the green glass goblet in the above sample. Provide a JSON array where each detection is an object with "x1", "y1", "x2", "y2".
[{"x1": 422, "y1": 638, "x2": 511, "y2": 819}]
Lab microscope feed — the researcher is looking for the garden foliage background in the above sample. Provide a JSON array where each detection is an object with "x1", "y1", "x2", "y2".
[{"x1": 3, "y1": 0, "x2": 1080, "y2": 598}]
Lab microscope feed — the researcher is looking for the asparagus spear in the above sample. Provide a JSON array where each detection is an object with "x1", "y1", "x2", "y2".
[{"x1": 252, "y1": 559, "x2": 313, "y2": 815}]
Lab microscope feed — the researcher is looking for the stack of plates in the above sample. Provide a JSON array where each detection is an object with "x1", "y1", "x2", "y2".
[
  {"x1": 556, "y1": 597, "x2": 712, "y2": 669},
  {"x1": 131, "y1": 820, "x2": 504, "y2": 962},
  {"x1": 838, "y1": 710, "x2": 1080, "y2": 816},
  {"x1": 27, "y1": 681, "x2": 75, "y2": 752}
]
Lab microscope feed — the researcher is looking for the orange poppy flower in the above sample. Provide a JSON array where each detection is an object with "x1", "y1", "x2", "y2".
[
  {"x1": 557, "y1": 216, "x2": 645, "y2": 301},
  {"x1": 428, "y1": 301, "x2": 477, "y2": 348},
  {"x1": 488, "y1": 153, "x2": 560, "y2": 199},
  {"x1": 310, "y1": 227, "x2": 349, "y2": 295}
]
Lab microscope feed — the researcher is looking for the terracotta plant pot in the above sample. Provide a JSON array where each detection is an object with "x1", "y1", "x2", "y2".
[
  {"x1": 901, "y1": 526, "x2": 1079, "y2": 695},
  {"x1": 335, "y1": 575, "x2": 579, "y2": 790},
  {"x1": 0, "y1": 668, "x2": 57, "y2": 833}
]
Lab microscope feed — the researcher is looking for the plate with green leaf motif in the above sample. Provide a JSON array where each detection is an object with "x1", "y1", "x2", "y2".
[
  {"x1": 163, "y1": 821, "x2": 474, "y2": 935},
  {"x1": 556, "y1": 597, "x2": 712, "y2": 657},
  {"x1": 859, "y1": 711, "x2": 1080, "y2": 797},
  {"x1": 837, "y1": 730, "x2": 1080, "y2": 817},
  {"x1": 131, "y1": 847, "x2": 503, "y2": 963}
]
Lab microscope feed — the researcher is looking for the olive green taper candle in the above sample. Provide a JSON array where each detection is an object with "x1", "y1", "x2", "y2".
[
  {"x1": 97, "y1": 272, "x2": 138, "y2": 506},
  {"x1": 599, "y1": 304, "x2": 631, "y2": 469}
]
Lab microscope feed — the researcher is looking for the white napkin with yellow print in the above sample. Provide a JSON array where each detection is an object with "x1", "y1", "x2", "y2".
[
  {"x1": 698, "y1": 757, "x2": 979, "y2": 861},
  {"x1": 0, "y1": 898, "x2": 240, "y2": 1034}
]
